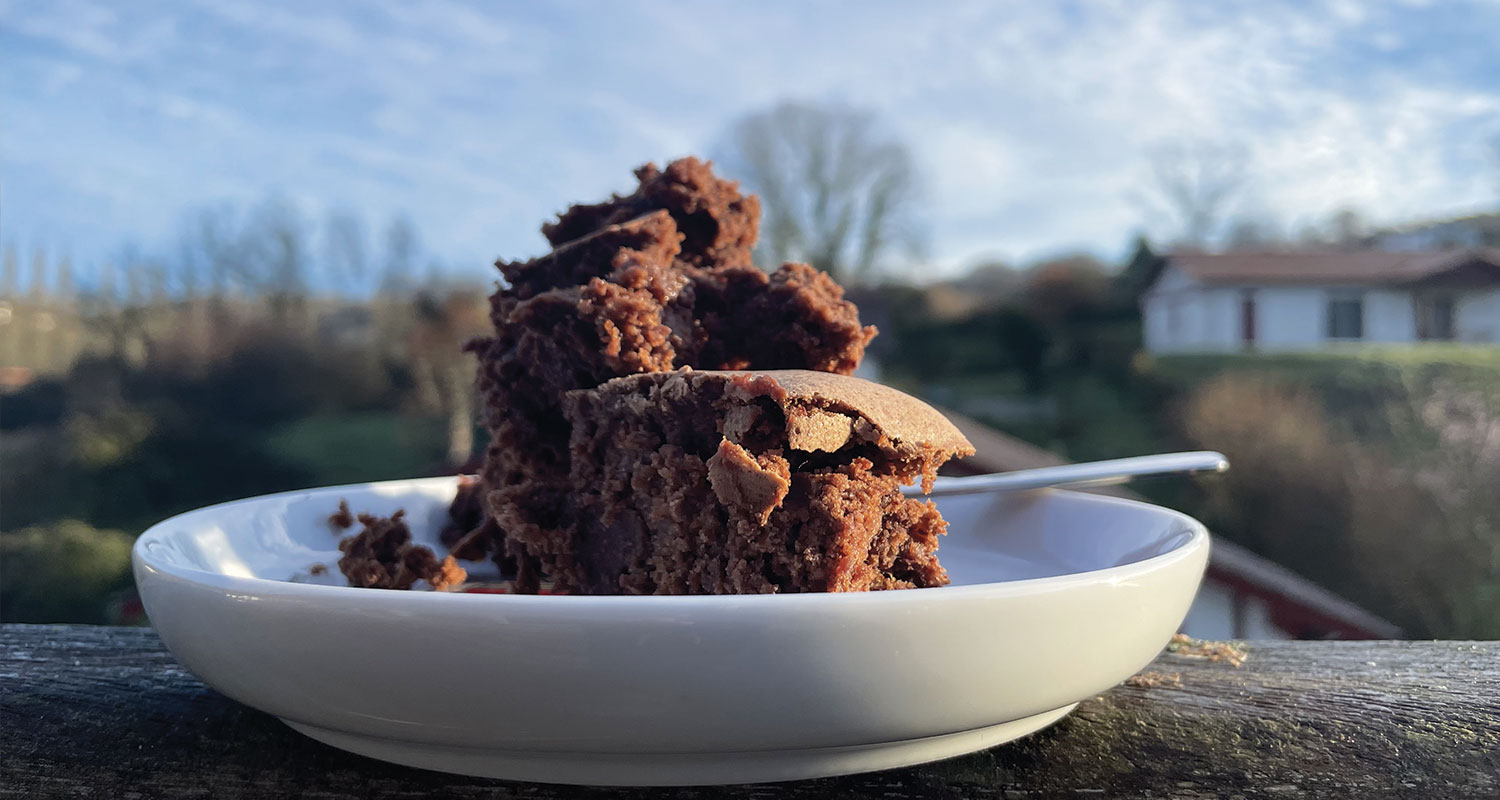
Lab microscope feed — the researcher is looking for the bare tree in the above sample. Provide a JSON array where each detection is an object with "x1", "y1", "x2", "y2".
[
  {"x1": 2, "y1": 244, "x2": 17, "y2": 296},
  {"x1": 21, "y1": 248, "x2": 49, "y2": 369},
  {"x1": 173, "y1": 233, "x2": 202, "y2": 302},
  {"x1": 1285, "y1": 207, "x2": 1368, "y2": 250},
  {"x1": 1327, "y1": 207, "x2": 1366, "y2": 247},
  {"x1": 239, "y1": 196, "x2": 310, "y2": 324},
  {"x1": 720, "y1": 101, "x2": 922, "y2": 282},
  {"x1": 0, "y1": 247, "x2": 16, "y2": 368},
  {"x1": 30, "y1": 247, "x2": 49, "y2": 300},
  {"x1": 381, "y1": 215, "x2": 419, "y2": 296},
  {"x1": 1142, "y1": 141, "x2": 1248, "y2": 248},
  {"x1": 1492, "y1": 135, "x2": 1500, "y2": 203},
  {"x1": 172, "y1": 204, "x2": 246, "y2": 361},
  {"x1": 77, "y1": 255, "x2": 144, "y2": 364},
  {"x1": 55, "y1": 255, "x2": 79, "y2": 370},
  {"x1": 408, "y1": 286, "x2": 489, "y2": 467},
  {"x1": 178, "y1": 204, "x2": 243, "y2": 303},
  {"x1": 324, "y1": 209, "x2": 368, "y2": 297},
  {"x1": 1223, "y1": 216, "x2": 1282, "y2": 251}
]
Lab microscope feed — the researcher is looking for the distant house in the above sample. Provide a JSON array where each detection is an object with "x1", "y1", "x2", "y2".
[{"x1": 1141, "y1": 249, "x2": 1500, "y2": 354}]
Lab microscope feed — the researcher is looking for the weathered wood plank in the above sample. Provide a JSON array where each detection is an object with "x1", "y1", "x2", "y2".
[{"x1": 1, "y1": 625, "x2": 1496, "y2": 799}]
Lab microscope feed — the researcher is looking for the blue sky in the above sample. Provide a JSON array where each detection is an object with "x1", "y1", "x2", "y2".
[{"x1": 4, "y1": 0, "x2": 1499, "y2": 285}]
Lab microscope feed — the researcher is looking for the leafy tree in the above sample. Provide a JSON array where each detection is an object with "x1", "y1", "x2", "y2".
[
  {"x1": 1113, "y1": 236, "x2": 1166, "y2": 306},
  {"x1": 1019, "y1": 254, "x2": 1110, "y2": 327}
]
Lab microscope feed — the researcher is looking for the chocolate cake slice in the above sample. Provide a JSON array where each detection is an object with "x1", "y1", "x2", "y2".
[
  {"x1": 468, "y1": 158, "x2": 877, "y2": 590},
  {"x1": 561, "y1": 369, "x2": 975, "y2": 595}
]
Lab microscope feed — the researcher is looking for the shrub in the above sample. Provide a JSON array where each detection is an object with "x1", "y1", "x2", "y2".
[
  {"x1": 0, "y1": 377, "x2": 67, "y2": 430},
  {"x1": 876, "y1": 306, "x2": 1055, "y2": 388},
  {"x1": 1176, "y1": 371, "x2": 1500, "y2": 638},
  {"x1": 80, "y1": 423, "x2": 315, "y2": 532},
  {"x1": 0, "y1": 521, "x2": 134, "y2": 624},
  {"x1": 0, "y1": 426, "x2": 95, "y2": 531},
  {"x1": 106, "y1": 328, "x2": 405, "y2": 430},
  {"x1": 1181, "y1": 375, "x2": 1358, "y2": 570}
]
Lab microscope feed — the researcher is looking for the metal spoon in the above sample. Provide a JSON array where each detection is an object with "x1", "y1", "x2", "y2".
[{"x1": 911, "y1": 451, "x2": 1230, "y2": 498}]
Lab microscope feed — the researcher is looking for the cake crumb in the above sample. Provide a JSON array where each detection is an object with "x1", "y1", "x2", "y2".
[
  {"x1": 329, "y1": 499, "x2": 355, "y2": 530},
  {"x1": 431, "y1": 555, "x2": 467, "y2": 591},
  {"x1": 334, "y1": 507, "x2": 468, "y2": 591},
  {"x1": 308, "y1": 564, "x2": 328, "y2": 576},
  {"x1": 1166, "y1": 633, "x2": 1248, "y2": 667},
  {"x1": 1124, "y1": 671, "x2": 1182, "y2": 688}
]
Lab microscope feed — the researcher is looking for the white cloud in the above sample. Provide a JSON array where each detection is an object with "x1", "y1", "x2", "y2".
[
  {"x1": 9, "y1": 0, "x2": 122, "y2": 61},
  {"x1": 371, "y1": 0, "x2": 513, "y2": 49},
  {"x1": 847, "y1": 0, "x2": 1500, "y2": 267},
  {"x1": 8, "y1": 0, "x2": 180, "y2": 66}
]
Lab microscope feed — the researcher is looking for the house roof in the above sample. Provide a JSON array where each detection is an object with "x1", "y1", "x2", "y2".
[{"x1": 1167, "y1": 248, "x2": 1500, "y2": 287}]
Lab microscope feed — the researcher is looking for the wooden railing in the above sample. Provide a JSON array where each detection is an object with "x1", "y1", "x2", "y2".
[{"x1": 3, "y1": 625, "x2": 1495, "y2": 798}]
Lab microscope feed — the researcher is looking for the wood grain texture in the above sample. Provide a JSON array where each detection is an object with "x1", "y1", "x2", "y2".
[{"x1": 2, "y1": 625, "x2": 1496, "y2": 799}]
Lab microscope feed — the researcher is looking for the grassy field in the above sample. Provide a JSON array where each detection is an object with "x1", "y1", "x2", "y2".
[{"x1": 262, "y1": 412, "x2": 453, "y2": 487}]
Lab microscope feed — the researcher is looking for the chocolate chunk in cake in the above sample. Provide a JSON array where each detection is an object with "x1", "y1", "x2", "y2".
[
  {"x1": 468, "y1": 157, "x2": 876, "y2": 590},
  {"x1": 559, "y1": 369, "x2": 975, "y2": 595},
  {"x1": 336, "y1": 508, "x2": 467, "y2": 591}
]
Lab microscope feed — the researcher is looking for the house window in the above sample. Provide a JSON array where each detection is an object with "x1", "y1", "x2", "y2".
[
  {"x1": 1416, "y1": 295, "x2": 1455, "y2": 341},
  {"x1": 1326, "y1": 292, "x2": 1364, "y2": 340}
]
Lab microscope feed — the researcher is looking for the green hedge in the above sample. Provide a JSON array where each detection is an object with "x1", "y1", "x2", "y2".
[
  {"x1": 1150, "y1": 346, "x2": 1500, "y2": 387},
  {"x1": 1145, "y1": 348, "x2": 1500, "y2": 452}
]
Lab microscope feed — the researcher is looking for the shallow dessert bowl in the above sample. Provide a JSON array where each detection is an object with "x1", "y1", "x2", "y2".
[{"x1": 133, "y1": 476, "x2": 1209, "y2": 786}]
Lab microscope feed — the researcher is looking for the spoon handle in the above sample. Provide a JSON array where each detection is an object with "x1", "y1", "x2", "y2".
[{"x1": 911, "y1": 451, "x2": 1230, "y2": 498}]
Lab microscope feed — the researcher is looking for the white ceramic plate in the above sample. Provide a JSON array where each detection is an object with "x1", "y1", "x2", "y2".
[{"x1": 132, "y1": 477, "x2": 1209, "y2": 786}]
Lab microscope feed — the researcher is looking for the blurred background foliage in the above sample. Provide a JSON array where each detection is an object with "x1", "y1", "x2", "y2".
[{"x1": 0, "y1": 202, "x2": 489, "y2": 623}]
